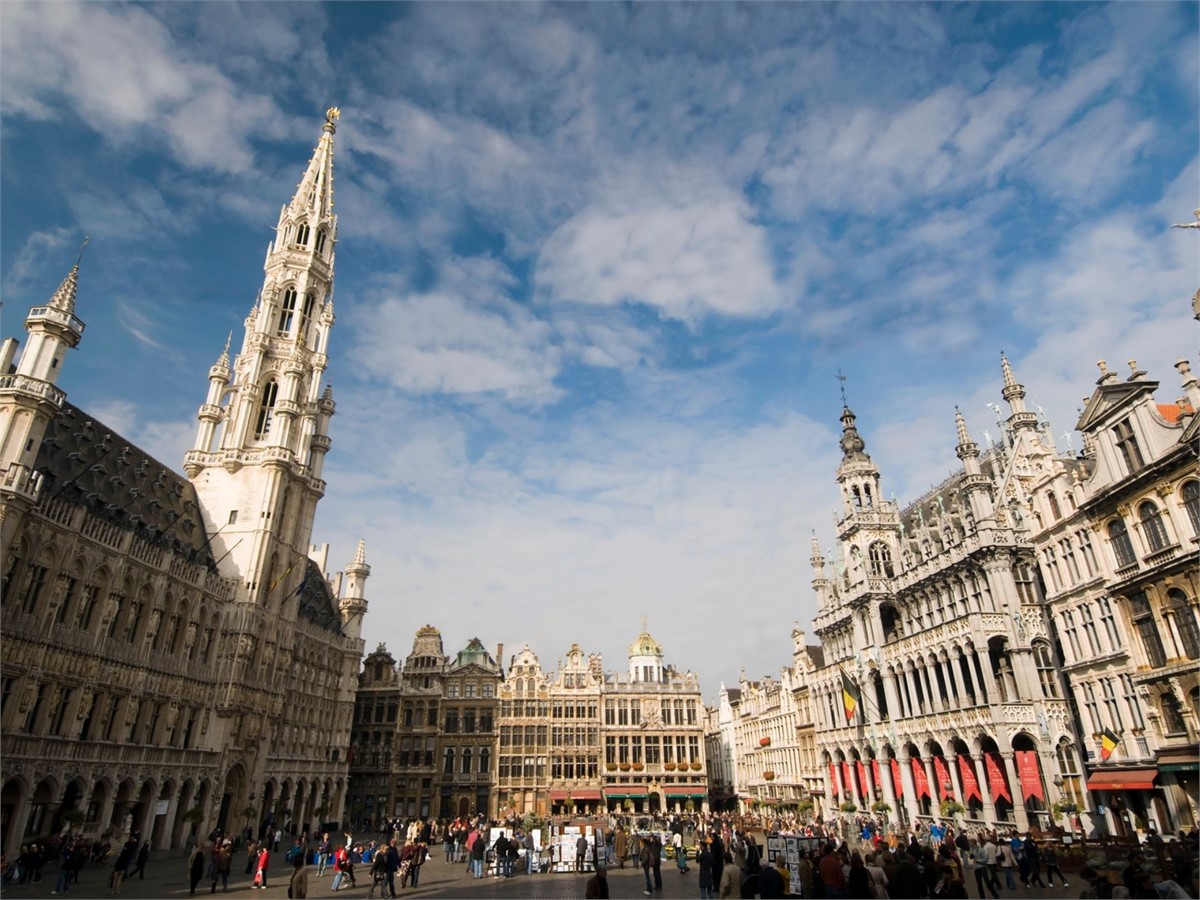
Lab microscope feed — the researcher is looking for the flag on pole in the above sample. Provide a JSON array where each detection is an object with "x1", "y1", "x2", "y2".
[
  {"x1": 1100, "y1": 727, "x2": 1120, "y2": 761},
  {"x1": 841, "y1": 671, "x2": 861, "y2": 724}
]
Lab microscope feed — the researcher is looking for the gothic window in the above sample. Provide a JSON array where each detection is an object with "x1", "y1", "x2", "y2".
[
  {"x1": 1098, "y1": 597, "x2": 1121, "y2": 648},
  {"x1": 1138, "y1": 501, "x2": 1169, "y2": 552},
  {"x1": 1014, "y1": 564, "x2": 1039, "y2": 604},
  {"x1": 1080, "y1": 604, "x2": 1102, "y2": 655},
  {"x1": 1183, "y1": 481, "x2": 1200, "y2": 534},
  {"x1": 1077, "y1": 528, "x2": 1099, "y2": 575},
  {"x1": 1101, "y1": 679, "x2": 1123, "y2": 729},
  {"x1": 868, "y1": 542, "x2": 893, "y2": 578},
  {"x1": 277, "y1": 288, "x2": 298, "y2": 336},
  {"x1": 295, "y1": 222, "x2": 311, "y2": 247},
  {"x1": 1047, "y1": 492, "x2": 1062, "y2": 521},
  {"x1": 1161, "y1": 693, "x2": 1187, "y2": 735},
  {"x1": 1060, "y1": 538, "x2": 1080, "y2": 583},
  {"x1": 254, "y1": 379, "x2": 279, "y2": 440},
  {"x1": 1167, "y1": 588, "x2": 1200, "y2": 660},
  {"x1": 1043, "y1": 547, "x2": 1062, "y2": 591},
  {"x1": 479, "y1": 747, "x2": 490, "y2": 774},
  {"x1": 1081, "y1": 682, "x2": 1101, "y2": 732},
  {"x1": 298, "y1": 293, "x2": 316, "y2": 344},
  {"x1": 1054, "y1": 741, "x2": 1083, "y2": 809},
  {"x1": 1127, "y1": 590, "x2": 1167, "y2": 668},
  {"x1": 1112, "y1": 418, "x2": 1145, "y2": 473},
  {"x1": 19, "y1": 555, "x2": 51, "y2": 616},
  {"x1": 461, "y1": 747, "x2": 472, "y2": 774},
  {"x1": 1033, "y1": 642, "x2": 1059, "y2": 698},
  {"x1": 443, "y1": 748, "x2": 455, "y2": 774},
  {"x1": 1107, "y1": 519, "x2": 1136, "y2": 569},
  {"x1": 1061, "y1": 611, "x2": 1082, "y2": 660}
]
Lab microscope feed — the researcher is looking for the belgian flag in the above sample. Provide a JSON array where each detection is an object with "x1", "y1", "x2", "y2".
[
  {"x1": 841, "y1": 671, "x2": 861, "y2": 724},
  {"x1": 1100, "y1": 727, "x2": 1120, "y2": 761}
]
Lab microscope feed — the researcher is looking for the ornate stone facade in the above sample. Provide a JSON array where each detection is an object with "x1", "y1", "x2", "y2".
[
  {"x1": 809, "y1": 360, "x2": 1076, "y2": 832},
  {"x1": 0, "y1": 111, "x2": 367, "y2": 857}
]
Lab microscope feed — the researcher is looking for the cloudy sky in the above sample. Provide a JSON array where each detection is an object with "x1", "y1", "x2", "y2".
[{"x1": 2, "y1": 2, "x2": 1196, "y2": 701}]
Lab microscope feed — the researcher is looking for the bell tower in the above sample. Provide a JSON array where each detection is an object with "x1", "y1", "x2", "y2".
[{"x1": 183, "y1": 108, "x2": 343, "y2": 608}]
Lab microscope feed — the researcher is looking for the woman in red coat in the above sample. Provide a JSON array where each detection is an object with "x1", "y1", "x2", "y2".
[{"x1": 253, "y1": 845, "x2": 269, "y2": 889}]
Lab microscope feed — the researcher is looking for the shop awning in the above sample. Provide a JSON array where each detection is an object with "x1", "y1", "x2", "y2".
[
  {"x1": 1086, "y1": 768, "x2": 1159, "y2": 791},
  {"x1": 572, "y1": 790, "x2": 603, "y2": 800},
  {"x1": 1157, "y1": 750, "x2": 1200, "y2": 774},
  {"x1": 605, "y1": 792, "x2": 647, "y2": 799},
  {"x1": 549, "y1": 790, "x2": 569, "y2": 801}
]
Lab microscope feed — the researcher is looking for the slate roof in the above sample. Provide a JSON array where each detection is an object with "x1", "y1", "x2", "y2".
[
  {"x1": 296, "y1": 557, "x2": 344, "y2": 635},
  {"x1": 34, "y1": 401, "x2": 216, "y2": 567}
]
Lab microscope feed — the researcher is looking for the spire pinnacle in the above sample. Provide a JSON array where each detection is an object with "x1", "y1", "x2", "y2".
[
  {"x1": 216, "y1": 331, "x2": 232, "y2": 367},
  {"x1": 288, "y1": 108, "x2": 338, "y2": 220},
  {"x1": 46, "y1": 264, "x2": 80, "y2": 313},
  {"x1": 353, "y1": 538, "x2": 367, "y2": 565},
  {"x1": 955, "y1": 406, "x2": 971, "y2": 445},
  {"x1": 1000, "y1": 352, "x2": 1018, "y2": 389}
]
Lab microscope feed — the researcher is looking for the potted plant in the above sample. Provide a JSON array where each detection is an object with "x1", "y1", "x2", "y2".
[
  {"x1": 619, "y1": 762, "x2": 631, "y2": 771},
  {"x1": 684, "y1": 799, "x2": 695, "y2": 812},
  {"x1": 690, "y1": 762, "x2": 702, "y2": 771},
  {"x1": 760, "y1": 736, "x2": 771, "y2": 747},
  {"x1": 763, "y1": 771, "x2": 776, "y2": 781},
  {"x1": 840, "y1": 801, "x2": 858, "y2": 813},
  {"x1": 664, "y1": 761, "x2": 676, "y2": 771},
  {"x1": 939, "y1": 799, "x2": 965, "y2": 817},
  {"x1": 632, "y1": 761, "x2": 644, "y2": 771},
  {"x1": 622, "y1": 798, "x2": 634, "y2": 812},
  {"x1": 872, "y1": 800, "x2": 891, "y2": 815},
  {"x1": 1051, "y1": 800, "x2": 1078, "y2": 818},
  {"x1": 796, "y1": 799, "x2": 814, "y2": 817},
  {"x1": 606, "y1": 762, "x2": 618, "y2": 771}
]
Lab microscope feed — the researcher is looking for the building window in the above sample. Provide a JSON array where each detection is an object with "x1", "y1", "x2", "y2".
[
  {"x1": 1107, "y1": 520, "x2": 1136, "y2": 569},
  {"x1": 1061, "y1": 611, "x2": 1082, "y2": 661},
  {"x1": 295, "y1": 222, "x2": 311, "y2": 247},
  {"x1": 277, "y1": 288, "x2": 298, "y2": 336},
  {"x1": 254, "y1": 380, "x2": 279, "y2": 440},
  {"x1": 1168, "y1": 588, "x2": 1200, "y2": 660},
  {"x1": 1043, "y1": 547, "x2": 1062, "y2": 591},
  {"x1": 315, "y1": 230, "x2": 328, "y2": 255},
  {"x1": 868, "y1": 542, "x2": 893, "y2": 578},
  {"x1": 1101, "y1": 679, "x2": 1123, "y2": 729},
  {"x1": 1014, "y1": 565, "x2": 1039, "y2": 604},
  {"x1": 1098, "y1": 597, "x2": 1120, "y2": 648},
  {"x1": 1120, "y1": 674, "x2": 1145, "y2": 729},
  {"x1": 1183, "y1": 481, "x2": 1200, "y2": 534},
  {"x1": 1047, "y1": 492, "x2": 1062, "y2": 521},
  {"x1": 1138, "y1": 501, "x2": 1169, "y2": 552},
  {"x1": 443, "y1": 748, "x2": 455, "y2": 774},
  {"x1": 1034, "y1": 642, "x2": 1059, "y2": 698},
  {"x1": 461, "y1": 748, "x2": 472, "y2": 774},
  {"x1": 1127, "y1": 591, "x2": 1167, "y2": 668},
  {"x1": 1080, "y1": 604, "x2": 1102, "y2": 655},
  {"x1": 1161, "y1": 693, "x2": 1187, "y2": 735},
  {"x1": 1112, "y1": 419, "x2": 1145, "y2": 473},
  {"x1": 1077, "y1": 529, "x2": 1098, "y2": 575},
  {"x1": 1060, "y1": 539, "x2": 1080, "y2": 584},
  {"x1": 1081, "y1": 683, "x2": 1101, "y2": 733}
]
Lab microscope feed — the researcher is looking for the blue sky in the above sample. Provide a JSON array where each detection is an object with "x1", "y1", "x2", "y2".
[{"x1": 2, "y1": 1, "x2": 1197, "y2": 700}]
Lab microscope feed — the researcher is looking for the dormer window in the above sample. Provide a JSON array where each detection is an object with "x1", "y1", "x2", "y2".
[
  {"x1": 1112, "y1": 418, "x2": 1144, "y2": 474},
  {"x1": 277, "y1": 288, "x2": 297, "y2": 336}
]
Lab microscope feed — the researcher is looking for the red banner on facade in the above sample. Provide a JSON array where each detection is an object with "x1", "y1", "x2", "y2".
[
  {"x1": 958, "y1": 754, "x2": 982, "y2": 803},
  {"x1": 842, "y1": 761, "x2": 854, "y2": 799},
  {"x1": 829, "y1": 762, "x2": 839, "y2": 797},
  {"x1": 933, "y1": 756, "x2": 953, "y2": 800},
  {"x1": 911, "y1": 757, "x2": 932, "y2": 799},
  {"x1": 856, "y1": 760, "x2": 868, "y2": 795},
  {"x1": 872, "y1": 759, "x2": 882, "y2": 791},
  {"x1": 1015, "y1": 750, "x2": 1045, "y2": 802},
  {"x1": 890, "y1": 759, "x2": 904, "y2": 798},
  {"x1": 985, "y1": 752, "x2": 1012, "y2": 802}
]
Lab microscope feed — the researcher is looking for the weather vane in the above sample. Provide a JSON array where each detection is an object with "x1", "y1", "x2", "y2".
[
  {"x1": 77, "y1": 235, "x2": 90, "y2": 267},
  {"x1": 836, "y1": 369, "x2": 848, "y2": 406}
]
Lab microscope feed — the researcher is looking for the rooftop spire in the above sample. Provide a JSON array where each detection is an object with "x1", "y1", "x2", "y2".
[
  {"x1": 288, "y1": 107, "x2": 338, "y2": 220},
  {"x1": 46, "y1": 263, "x2": 81, "y2": 314},
  {"x1": 353, "y1": 538, "x2": 367, "y2": 566}
]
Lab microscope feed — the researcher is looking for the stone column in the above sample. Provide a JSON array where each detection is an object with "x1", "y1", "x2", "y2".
[
  {"x1": 923, "y1": 758, "x2": 937, "y2": 809},
  {"x1": 905, "y1": 668, "x2": 922, "y2": 716},
  {"x1": 974, "y1": 650, "x2": 999, "y2": 703},
  {"x1": 880, "y1": 757, "x2": 900, "y2": 825},
  {"x1": 897, "y1": 750, "x2": 921, "y2": 824},
  {"x1": 972, "y1": 755, "x2": 997, "y2": 825},
  {"x1": 944, "y1": 653, "x2": 963, "y2": 702},
  {"x1": 882, "y1": 673, "x2": 903, "y2": 721},
  {"x1": 948, "y1": 755, "x2": 966, "y2": 809},
  {"x1": 922, "y1": 664, "x2": 940, "y2": 712},
  {"x1": 1002, "y1": 752, "x2": 1029, "y2": 831}
]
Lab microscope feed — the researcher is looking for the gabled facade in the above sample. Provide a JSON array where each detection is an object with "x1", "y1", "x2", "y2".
[
  {"x1": 1026, "y1": 357, "x2": 1198, "y2": 836},
  {"x1": 440, "y1": 638, "x2": 502, "y2": 819},
  {"x1": 0, "y1": 109, "x2": 367, "y2": 857}
]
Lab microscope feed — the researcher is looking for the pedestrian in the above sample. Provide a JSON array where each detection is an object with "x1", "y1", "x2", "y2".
[
  {"x1": 718, "y1": 849, "x2": 741, "y2": 899},
  {"x1": 187, "y1": 842, "x2": 205, "y2": 897},
  {"x1": 586, "y1": 862, "x2": 610, "y2": 899},
  {"x1": 130, "y1": 841, "x2": 150, "y2": 879},
  {"x1": 110, "y1": 842, "x2": 134, "y2": 895},
  {"x1": 289, "y1": 855, "x2": 308, "y2": 899},
  {"x1": 409, "y1": 842, "x2": 427, "y2": 887},
  {"x1": 615, "y1": 828, "x2": 629, "y2": 869},
  {"x1": 211, "y1": 838, "x2": 232, "y2": 893},
  {"x1": 641, "y1": 835, "x2": 656, "y2": 896},
  {"x1": 253, "y1": 843, "x2": 269, "y2": 890},
  {"x1": 367, "y1": 847, "x2": 388, "y2": 899},
  {"x1": 674, "y1": 831, "x2": 689, "y2": 873},
  {"x1": 1042, "y1": 844, "x2": 1068, "y2": 889},
  {"x1": 470, "y1": 828, "x2": 486, "y2": 878},
  {"x1": 316, "y1": 834, "x2": 331, "y2": 876},
  {"x1": 651, "y1": 834, "x2": 663, "y2": 892},
  {"x1": 697, "y1": 840, "x2": 715, "y2": 899}
]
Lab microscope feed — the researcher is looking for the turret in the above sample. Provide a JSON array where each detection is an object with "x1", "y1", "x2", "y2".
[
  {"x1": 189, "y1": 334, "x2": 233, "y2": 460},
  {"x1": 954, "y1": 407, "x2": 994, "y2": 525},
  {"x1": 628, "y1": 618, "x2": 665, "y2": 683},
  {"x1": 339, "y1": 539, "x2": 369, "y2": 638},
  {"x1": 836, "y1": 405, "x2": 882, "y2": 516},
  {"x1": 1000, "y1": 353, "x2": 1040, "y2": 437},
  {"x1": 1176, "y1": 358, "x2": 1200, "y2": 412},
  {"x1": 0, "y1": 257, "x2": 88, "y2": 512}
]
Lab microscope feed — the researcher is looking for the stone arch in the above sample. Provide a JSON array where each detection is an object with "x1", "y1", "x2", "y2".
[
  {"x1": 53, "y1": 777, "x2": 88, "y2": 836},
  {"x1": 1011, "y1": 731, "x2": 1047, "y2": 815},
  {"x1": 151, "y1": 779, "x2": 176, "y2": 847},
  {"x1": 172, "y1": 779, "x2": 196, "y2": 848},
  {"x1": 218, "y1": 763, "x2": 247, "y2": 835},
  {"x1": 2, "y1": 776, "x2": 30, "y2": 854},
  {"x1": 27, "y1": 777, "x2": 59, "y2": 839}
]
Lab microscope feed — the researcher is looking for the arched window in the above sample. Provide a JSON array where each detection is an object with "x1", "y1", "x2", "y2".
[
  {"x1": 295, "y1": 222, "x2": 310, "y2": 247},
  {"x1": 480, "y1": 747, "x2": 491, "y2": 774},
  {"x1": 1128, "y1": 591, "x2": 1167, "y2": 668},
  {"x1": 1138, "y1": 501, "x2": 1169, "y2": 551},
  {"x1": 298, "y1": 293, "x2": 316, "y2": 344},
  {"x1": 461, "y1": 747, "x2": 472, "y2": 774},
  {"x1": 315, "y1": 230, "x2": 328, "y2": 255},
  {"x1": 868, "y1": 542, "x2": 893, "y2": 578},
  {"x1": 254, "y1": 380, "x2": 279, "y2": 440},
  {"x1": 1033, "y1": 642, "x2": 1059, "y2": 698},
  {"x1": 1107, "y1": 519, "x2": 1136, "y2": 568},
  {"x1": 277, "y1": 288, "x2": 298, "y2": 336},
  {"x1": 1183, "y1": 481, "x2": 1200, "y2": 534},
  {"x1": 1168, "y1": 588, "x2": 1200, "y2": 660},
  {"x1": 1047, "y1": 492, "x2": 1061, "y2": 521},
  {"x1": 442, "y1": 747, "x2": 455, "y2": 774}
]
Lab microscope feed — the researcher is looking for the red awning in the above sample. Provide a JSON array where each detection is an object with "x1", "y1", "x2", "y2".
[
  {"x1": 1087, "y1": 769, "x2": 1159, "y2": 791},
  {"x1": 572, "y1": 790, "x2": 603, "y2": 800},
  {"x1": 549, "y1": 790, "x2": 569, "y2": 800}
]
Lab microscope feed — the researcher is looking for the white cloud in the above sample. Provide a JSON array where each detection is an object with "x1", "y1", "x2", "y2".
[
  {"x1": 88, "y1": 400, "x2": 194, "y2": 472},
  {"x1": 535, "y1": 168, "x2": 785, "y2": 324}
]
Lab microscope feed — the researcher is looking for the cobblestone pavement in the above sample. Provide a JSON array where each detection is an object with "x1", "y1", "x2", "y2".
[{"x1": 0, "y1": 850, "x2": 1076, "y2": 899}]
